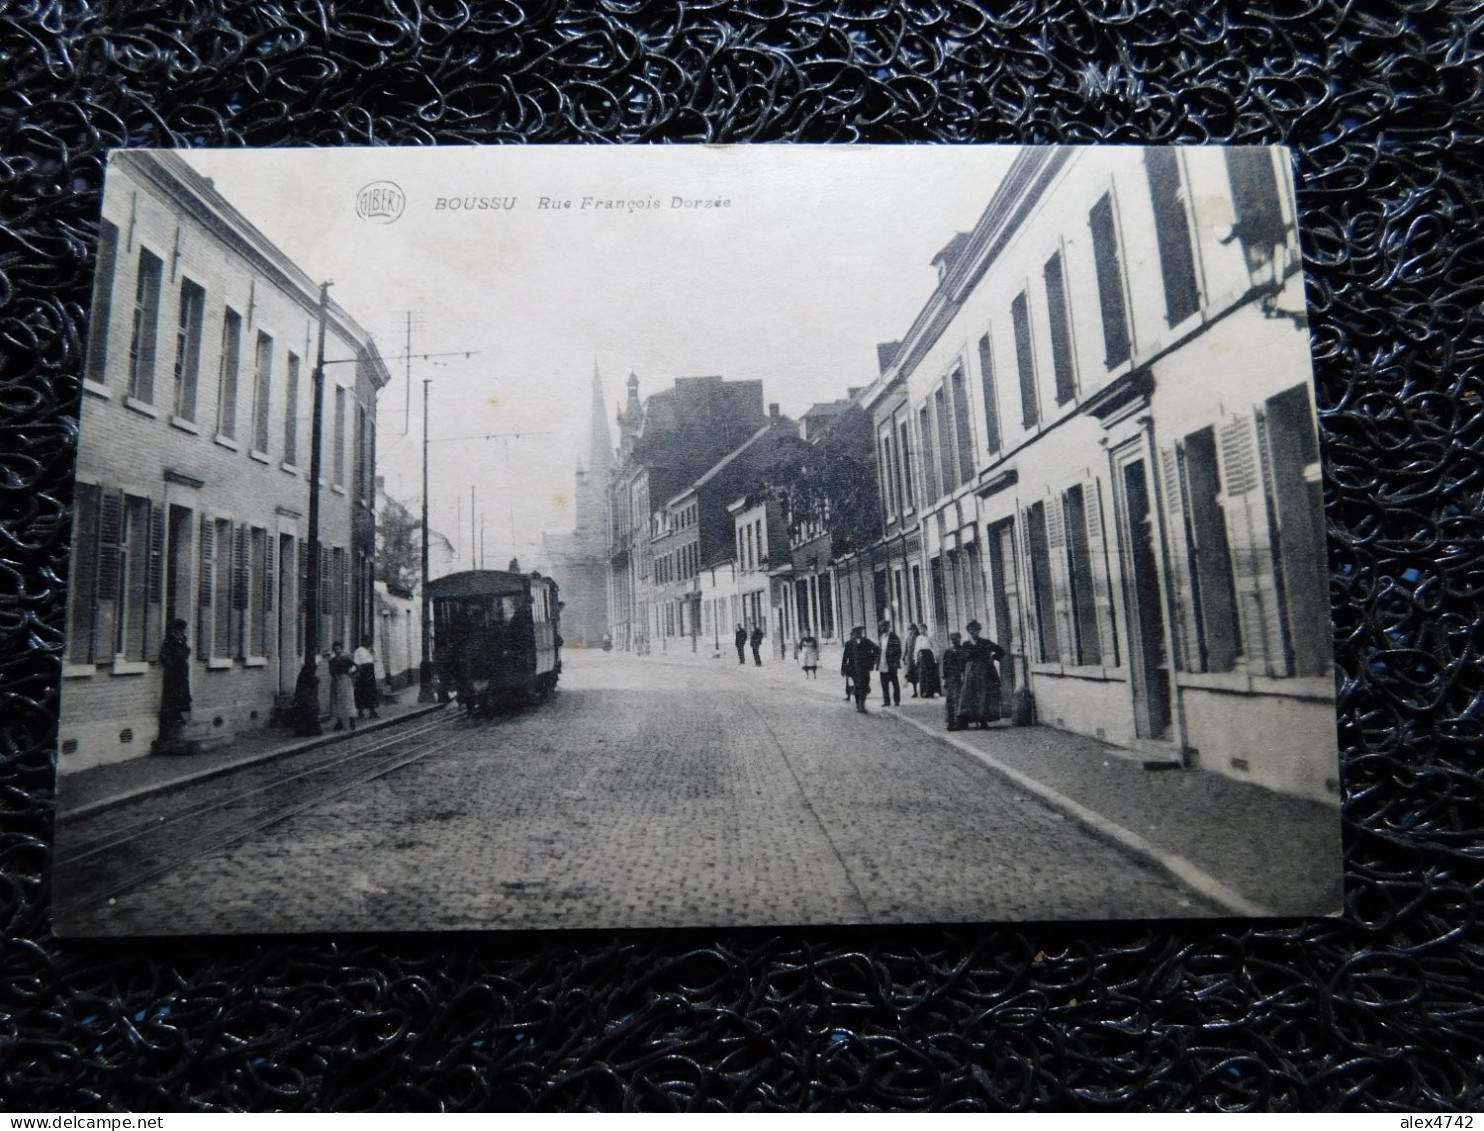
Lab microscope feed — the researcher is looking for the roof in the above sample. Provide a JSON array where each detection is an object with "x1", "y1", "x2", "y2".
[
  {"x1": 691, "y1": 418, "x2": 791, "y2": 493},
  {"x1": 425, "y1": 569, "x2": 535, "y2": 598}
]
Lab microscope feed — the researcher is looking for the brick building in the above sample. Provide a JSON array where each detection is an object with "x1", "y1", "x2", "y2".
[
  {"x1": 61, "y1": 150, "x2": 390, "y2": 772},
  {"x1": 606, "y1": 373, "x2": 765, "y2": 652},
  {"x1": 862, "y1": 146, "x2": 1334, "y2": 801}
]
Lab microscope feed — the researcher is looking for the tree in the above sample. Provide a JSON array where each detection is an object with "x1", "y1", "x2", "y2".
[
  {"x1": 376, "y1": 493, "x2": 421, "y2": 592},
  {"x1": 754, "y1": 404, "x2": 881, "y2": 559}
]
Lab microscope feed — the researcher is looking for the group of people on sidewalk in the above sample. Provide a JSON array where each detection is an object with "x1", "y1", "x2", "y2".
[
  {"x1": 836, "y1": 619, "x2": 1007, "y2": 732},
  {"x1": 328, "y1": 637, "x2": 381, "y2": 731}
]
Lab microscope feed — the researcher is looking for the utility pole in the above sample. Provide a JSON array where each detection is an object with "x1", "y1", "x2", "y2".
[
  {"x1": 292, "y1": 281, "x2": 331, "y2": 735},
  {"x1": 418, "y1": 377, "x2": 434, "y2": 703}
]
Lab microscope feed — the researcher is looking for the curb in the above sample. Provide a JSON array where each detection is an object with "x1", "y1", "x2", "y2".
[
  {"x1": 881, "y1": 706, "x2": 1274, "y2": 918},
  {"x1": 58, "y1": 703, "x2": 450, "y2": 824}
]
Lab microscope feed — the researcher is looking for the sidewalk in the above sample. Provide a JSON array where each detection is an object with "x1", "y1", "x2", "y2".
[
  {"x1": 56, "y1": 693, "x2": 449, "y2": 822},
  {"x1": 637, "y1": 642, "x2": 1343, "y2": 917}
]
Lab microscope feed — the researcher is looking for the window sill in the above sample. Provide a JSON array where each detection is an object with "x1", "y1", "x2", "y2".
[
  {"x1": 169, "y1": 415, "x2": 200, "y2": 435},
  {"x1": 110, "y1": 659, "x2": 150, "y2": 676},
  {"x1": 82, "y1": 379, "x2": 112, "y2": 401},
  {"x1": 123, "y1": 396, "x2": 160, "y2": 419},
  {"x1": 331, "y1": 484, "x2": 347, "y2": 496},
  {"x1": 63, "y1": 662, "x2": 98, "y2": 679},
  {"x1": 214, "y1": 434, "x2": 241, "y2": 453},
  {"x1": 1176, "y1": 669, "x2": 1334, "y2": 701},
  {"x1": 281, "y1": 461, "x2": 301, "y2": 476},
  {"x1": 1029, "y1": 661, "x2": 1123, "y2": 682},
  {"x1": 242, "y1": 655, "x2": 268, "y2": 668},
  {"x1": 249, "y1": 450, "x2": 272, "y2": 465},
  {"x1": 206, "y1": 656, "x2": 235, "y2": 670}
]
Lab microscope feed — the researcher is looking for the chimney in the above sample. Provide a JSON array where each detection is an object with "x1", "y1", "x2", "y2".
[{"x1": 768, "y1": 402, "x2": 780, "y2": 419}]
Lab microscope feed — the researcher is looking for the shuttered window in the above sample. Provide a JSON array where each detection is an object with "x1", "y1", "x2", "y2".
[
  {"x1": 283, "y1": 353, "x2": 301, "y2": 465},
  {"x1": 217, "y1": 308, "x2": 242, "y2": 438},
  {"x1": 1063, "y1": 485, "x2": 1102, "y2": 667},
  {"x1": 172, "y1": 279, "x2": 205, "y2": 420},
  {"x1": 1025, "y1": 501, "x2": 1059, "y2": 663},
  {"x1": 977, "y1": 333, "x2": 1001, "y2": 454},
  {"x1": 127, "y1": 249, "x2": 164, "y2": 402},
  {"x1": 949, "y1": 366, "x2": 975, "y2": 482},
  {"x1": 1144, "y1": 149, "x2": 1201, "y2": 326},
  {"x1": 85, "y1": 221, "x2": 119, "y2": 385},
  {"x1": 897, "y1": 419, "x2": 915, "y2": 513},
  {"x1": 1088, "y1": 194, "x2": 1132, "y2": 368},
  {"x1": 1262, "y1": 385, "x2": 1330, "y2": 678},
  {"x1": 1225, "y1": 148, "x2": 1289, "y2": 272},
  {"x1": 333, "y1": 386, "x2": 347, "y2": 487},
  {"x1": 933, "y1": 387, "x2": 955, "y2": 492},
  {"x1": 251, "y1": 331, "x2": 274, "y2": 455},
  {"x1": 918, "y1": 406, "x2": 938, "y2": 502},
  {"x1": 213, "y1": 518, "x2": 234, "y2": 657},
  {"x1": 1011, "y1": 291, "x2": 1039, "y2": 429},
  {"x1": 1182, "y1": 427, "x2": 1241, "y2": 672},
  {"x1": 1043, "y1": 252, "x2": 1077, "y2": 406},
  {"x1": 67, "y1": 482, "x2": 102, "y2": 663}
]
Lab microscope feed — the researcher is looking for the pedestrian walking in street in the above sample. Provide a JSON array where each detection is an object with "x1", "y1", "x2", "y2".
[
  {"x1": 353, "y1": 635, "x2": 380, "y2": 720},
  {"x1": 877, "y1": 621, "x2": 902, "y2": 706},
  {"x1": 152, "y1": 618, "x2": 192, "y2": 754},
  {"x1": 328, "y1": 642, "x2": 356, "y2": 731},
  {"x1": 903, "y1": 623, "x2": 920, "y2": 698},
  {"x1": 800, "y1": 631, "x2": 820, "y2": 678},
  {"x1": 957, "y1": 619, "x2": 1007, "y2": 730},
  {"x1": 750, "y1": 623, "x2": 765, "y2": 666},
  {"x1": 940, "y1": 631, "x2": 966, "y2": 729},
  {"x1": 735, "y1": 623, "x2": 747, "y2": 665},
  {"x1": 841, "y1": 625, "x2": 881, "y2": 713},
  {"x1": 915, "y1": 628, "x2": 942, "y2": 699}
]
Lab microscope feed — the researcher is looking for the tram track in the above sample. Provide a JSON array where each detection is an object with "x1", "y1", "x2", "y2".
[{"x1": 53, "y1": 713, "x2": 472, "y2": 924}]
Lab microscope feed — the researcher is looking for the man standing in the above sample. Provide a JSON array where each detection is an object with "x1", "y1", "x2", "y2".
[
  {"x1": 152, "y1": 618, "x2": 192, "y2": 754},
  {"x1": 735, "y1": 623, "x2": 747, "y2": 665},
  {"x1": 750, "y1": 623, "x2": 765, "y2": 666},
  {"x1": 941, "y1": 631, "x2": 967, "y2": 730},
  {"x1": 877, "y1": 621, "x2": 902, "y2": 706},
  {"x1": 841, "y1": 625, "x2": 881, "y2": 713}
]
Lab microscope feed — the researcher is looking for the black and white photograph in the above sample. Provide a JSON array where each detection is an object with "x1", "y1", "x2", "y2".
[{"x1": 53, "y1": 144, "x2": 1342, "y2": 936}]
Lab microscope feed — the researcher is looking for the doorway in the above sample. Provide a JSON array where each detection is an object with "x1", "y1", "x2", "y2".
[
  {"x1": 278, "y1": 533, "x2": 296, "y2": 695},
  {"x1": 987, "y1": 518, "x2": 1024, "y2": 716},
  {"x1": 1116, "y1": 454, "x2": 1173, "y2": 740}
]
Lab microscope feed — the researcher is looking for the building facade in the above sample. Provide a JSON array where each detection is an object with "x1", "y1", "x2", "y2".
[
  {"x1": 606, "y1": 374, "x2": 766, "y2": 652},
  {"x1": 62, "y1": 150, "x2": 390, "y2": 771},
  {"x1": 871, "y1": 145, "x2": 1334, "y2": 801}
]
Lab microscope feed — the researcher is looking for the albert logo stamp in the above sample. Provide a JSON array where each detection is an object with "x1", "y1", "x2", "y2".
[{"x1": 356, "y1": 180, "x2": 406, "y2": 224}]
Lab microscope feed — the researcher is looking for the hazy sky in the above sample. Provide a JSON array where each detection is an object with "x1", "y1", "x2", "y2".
[{"x1": 179, "y1": 146, "x2": 1017, "y2": 566}]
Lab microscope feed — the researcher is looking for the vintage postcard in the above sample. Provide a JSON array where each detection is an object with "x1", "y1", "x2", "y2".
[{"x1": 54, "y1": 145, "x2": 1341, "y2": 935}]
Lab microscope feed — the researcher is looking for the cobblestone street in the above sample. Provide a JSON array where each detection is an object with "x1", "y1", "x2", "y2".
[{"x1": 65, "y1": 650, "x2": 1259, "y2": 934}]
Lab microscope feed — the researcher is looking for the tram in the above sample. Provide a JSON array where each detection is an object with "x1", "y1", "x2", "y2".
[{"x1": 427, "y1": 569, "x2": 561, "y2": 714}]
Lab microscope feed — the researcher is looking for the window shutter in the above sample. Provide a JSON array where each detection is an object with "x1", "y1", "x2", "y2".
[
  {"x1": 1084, "y1": 477, "x2": 1119, "y2": 667},
  {"x1": 1158, "y1": 445, "x2": 1202, "y2": 672},
  {"x1": 198, "y1": 513, "x2": 214, "y2": 655},
  {"x1": 1019, "y1": 508, "x2": 1044, "y2": 662},
  {"x1": 264, "y1": 533, "x2": 275, "y2": 615},
  {"x1": 320, "y1": 545, "x2": 332, "y2": 649},
  {"x1": 95, "y1": 490, "x2": 123, "y2": 658},
  {"x1": 1046, "y1": 498, "x2": 1076, "y2": 663},
  {"x1": 67, "y1": 482, "x2": 102, "y2": 663},
  {"x1": 233, "y1": 523, "x2": 249, "y2": 659},
  {"x1": 1217, "y1": 414, "x2": 1286, "y2": 676},
  {"x1": 144, "y1": 502, "x2": 165, "y2": 660}
]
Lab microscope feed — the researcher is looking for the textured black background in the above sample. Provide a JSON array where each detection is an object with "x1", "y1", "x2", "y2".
[{"x1": 2, "y1": 0, "x2": 1482, "y2": 1112}]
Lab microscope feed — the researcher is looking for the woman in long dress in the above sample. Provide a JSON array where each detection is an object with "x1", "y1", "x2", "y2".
[
  {"x1": 800, "y1": 632, "x2": 820, "y2": 679},
  {"x1": 328, "y1": 642, "x2": 356, "y2": 731},
  {"x1": 956, "y1": 619, "x2": 1007, "y2": 730},
  {"x1": 915, "y1": 629, "x2": 941, "y2": 698}
]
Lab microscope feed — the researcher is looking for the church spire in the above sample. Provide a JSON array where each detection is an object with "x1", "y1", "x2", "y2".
[{"x1": 587, "y1": 359, "x2": 615, "y2": 478}]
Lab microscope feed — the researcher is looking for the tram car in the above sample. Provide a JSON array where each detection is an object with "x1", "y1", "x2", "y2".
[{"x1": 428, "y1": 569, "x2": 561, "y2": 714}]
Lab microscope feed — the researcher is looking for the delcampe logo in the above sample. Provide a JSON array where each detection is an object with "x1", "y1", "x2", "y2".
[{"x1": 355, "y1": 180, "x2": 406, "y2": 224}]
